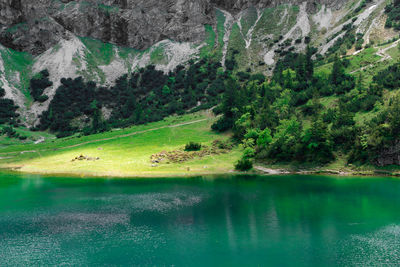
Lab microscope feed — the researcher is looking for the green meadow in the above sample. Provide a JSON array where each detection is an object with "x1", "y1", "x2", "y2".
[{"x1": 0, "y1": 112, "x2": 241, "y2": 177}]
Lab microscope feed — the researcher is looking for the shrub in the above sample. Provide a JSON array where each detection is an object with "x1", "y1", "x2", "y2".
[
  {"x1": 211, "y1": 117, "x2": 234, "y2": 132},
  {"x1": 213, "y1": 139, "x2": 233, "y2": 149},
  {"x1": 234, "y1": 158, "x2": 253, "y2": 171},
  {"x1": 1, "y1": 126, "x2": 18, "y2": 138},
  {"x1": 185, "y1": 142, "x2": 202, "y2": 151}
]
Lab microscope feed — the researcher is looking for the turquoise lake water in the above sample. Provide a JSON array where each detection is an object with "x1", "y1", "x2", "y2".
[{"x1": 0, "y1": 172, "x2": 400, "y2": 266}]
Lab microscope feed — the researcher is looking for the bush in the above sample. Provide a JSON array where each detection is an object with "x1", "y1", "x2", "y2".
[
  {"x1": 234, "y1": 158, "x2": 253, "y2": 171},
  {"x1": 185, "y1": 142, "x2": 202, "y2": 151},
  {"x1": 37, "y1": 95, "x2": 49, "y2": 103},
  {"x1": 1, "y1": 126, "x2": 18, "y2": 138},
  {"x1": 213, "y1": 139, "x2": 233, "y2": 149},
  {"x1": 211, "y1": 117, "x2": 234, "y2": 132}
]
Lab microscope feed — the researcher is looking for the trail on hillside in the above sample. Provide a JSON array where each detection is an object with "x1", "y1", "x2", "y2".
[
  {"x1": 0, "y1": 119, "x2": 208, "y2": 157},
  {"x1": 350, "y1": 39, "x2": 400, "y2": 74}
]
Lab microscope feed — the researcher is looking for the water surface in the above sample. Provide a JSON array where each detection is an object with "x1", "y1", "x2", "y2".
[{"x1": 1, "y1": 172, "x2": 400, "y2": 266}]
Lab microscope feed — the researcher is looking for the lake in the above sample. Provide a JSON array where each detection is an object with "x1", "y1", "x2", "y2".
[{"x1": 0, "y1": 172, "x2": 400, "y2": 266}]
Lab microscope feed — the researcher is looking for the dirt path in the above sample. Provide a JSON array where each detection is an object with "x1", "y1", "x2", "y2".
[
  {"x1": 254, "y1": 166, "x2": 290, "y2": 175},
  {"x1": 0, "y1": 118, "x2": 208, "y2": 156}
]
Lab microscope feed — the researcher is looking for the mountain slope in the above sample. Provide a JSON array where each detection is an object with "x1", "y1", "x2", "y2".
[{"x1": 0, "y1": 0, "x2": 397, "y2": 125}]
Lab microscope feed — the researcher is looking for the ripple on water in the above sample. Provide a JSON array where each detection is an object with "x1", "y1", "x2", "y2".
[
  {"x1": 0, "y1": 214, "x2": 166, "y2": 266},
  {"x1": 0, "y1": 191, "x2": 204, "y2": 265},
  {"x1": 84, "y1": 191, "x2": 205, "y2": 213},
  {"x1": 339, "y1": 224, "x2": 400, "y2": 265}
]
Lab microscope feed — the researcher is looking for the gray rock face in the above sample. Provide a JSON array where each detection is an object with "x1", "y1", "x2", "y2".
[
  {"x1": 49, "y1": 0, "x2": 213, "y2": 49},
  {"x1": 0, "y1": 0, "x2": 213, "y2": 54},
  {"x1": 0, "y1": 0, "x2": 70, "y2": 54},
  {"x1": 211, "y1": 0, "x2": 347, "y2": 11},
  {"x1": 0, "y1": 0, "x2": 346, "y2": 55}
]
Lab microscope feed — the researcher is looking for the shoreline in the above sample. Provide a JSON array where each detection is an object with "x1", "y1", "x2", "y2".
[
  {"x1": 253, "y1": 165, "x2": 400, "y2": 178},
  {"x1": 2, "y1": 164, "x2": 400, "y2": 179}
]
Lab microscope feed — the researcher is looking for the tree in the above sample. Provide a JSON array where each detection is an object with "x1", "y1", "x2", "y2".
[
  {"x1": 266, "y1": 118, "x2": 302, "y2": 161},
  {"x1": 305, "y1": 46, "x2": 314, "y2": 79},
  {"x1": 0, "y1": 87, "x2": 5, "y2": 98},
  {"x1": 0, "y1": 87, "x2": 19, "y2": 125},
  {"x1": 301, "y1": 119, "x2": 334, "y2": 163},
  {"x1": 272, "y1": 89, "x2": 292, "y2": 120},
  {"x1": 330, "y1": 55, "x2": 355, "y2": 94},
  {"x1": 331, "y1": 55, "x2": 345, "y2": 87},
  {"x1": 90, "y1": 100, "x2": 101, "y2": 133},
  {"x1": 29, "y1": 69, "x2": 52, "y2": 102},
  {"x1": 212, "y1": 77, "x2": 241, "y2": 132},
  {"x1": 162, "y1": 85, "x2": 171, "y2": 96},
  {"x1": 256, "y1": 128, "x2": 272, "y2": 150}
]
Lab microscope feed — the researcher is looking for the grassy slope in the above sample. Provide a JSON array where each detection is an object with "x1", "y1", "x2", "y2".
[
  {"x1": 0, "y1": 47, "x2": 34, "y2": 103},
  {"x1": 0, "y1": 112, "x2": 241, "y2": 177}
]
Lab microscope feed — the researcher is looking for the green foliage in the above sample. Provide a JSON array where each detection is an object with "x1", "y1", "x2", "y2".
[
  {"x1": 242, "y1": 147, "x2": 256, "y2": 159},
  {"x1": 0, "y1": 87, "x2": 19, "y2": 125},
  {"x1": 29, "y1": 69, "x2": 52, "y2": 102},
  {"x1": 385, "y1": 0, "x2": 400, "y2": 29},
  {"x1": 1, "y1": 125, "x2": 17, "y2": 138},
  {"x1": 266, "y1": 118, "x2": 302, "y2": 161},
  {"x1": 0, "y1": 47, "x2": 34, "y2": 100},
  {"x1": 150, "y1": 45, "x2": 167, "y2": 64},
  {"x1": 40, "y1": 58, "x2": 225, "y2": 137},
  {"x1": 326, "y1": 25, "x2": 357, "y2": 56},
  {"x1": 330, "y1": 56, "x2": 355, "y2": 95},
  {"x1": 234, "y1": 158, "x2": 253, "y2": 171},
  {"x1": 301, "y1": 119, "x2": 334, "y2": 163},
  {"x1": 372, "y1": 63, "x2": 400, "y2": 90},
  {"x1": 185, "y1": 142, "x2": 202, "y2": 151},
  {"x1": 1, "y1": 125, "x2": 26, "y2": 140},
  {"x1": 38, "y1": 77, "x2": 97, "y2": 136},
  {"x1": 200, "y1": 24, "x2": 217, "y2": 57},
  {"x1": 212, "y1": 78, "x2": 240, "y2": 132},
  {"x1": 349, "y1": 91, "x2": 400, "y2": 165},
  {"x1": 256, "y1": 128, "x2": 272, "y2": 149},
  {"x1": 216, "y1": 48, "x2": 362, "y2": 166}
]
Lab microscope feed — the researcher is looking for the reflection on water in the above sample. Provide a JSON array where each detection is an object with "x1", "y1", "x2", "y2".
[{"x1": 0, "y1": 173, "x2": 400, "y2": 266}]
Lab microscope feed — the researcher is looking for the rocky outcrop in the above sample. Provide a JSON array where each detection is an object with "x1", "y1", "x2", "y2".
[{"x1": 374, "y1": 142, "x2": 400, "y2": 166}]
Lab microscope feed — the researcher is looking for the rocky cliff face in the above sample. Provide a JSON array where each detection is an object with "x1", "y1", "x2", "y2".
[
  {"x1": 210, "y1": 0, "x2": 347, "y2": 11},
  {"x1": 0, "y1": 0, "x2": 213, "y2": 55},
  {"x1": 0, "y1": 0, "x2": 351, "y2": 55}
]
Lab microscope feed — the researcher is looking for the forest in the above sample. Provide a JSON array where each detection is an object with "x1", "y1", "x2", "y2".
[
  {"x1": 36, "y1": 58, "x2": 226, "y2": 137},
  {"x1": 213, "y1": 47, "x2": 400, "y2": 170}
]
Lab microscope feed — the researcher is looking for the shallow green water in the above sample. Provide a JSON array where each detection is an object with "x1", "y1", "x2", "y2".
[{"x1": 1, "y1": 172, "x2": 400, "y2": 266}]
